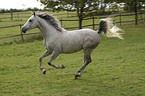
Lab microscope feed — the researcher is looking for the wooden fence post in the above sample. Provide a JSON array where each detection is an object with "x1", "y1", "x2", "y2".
[
  {"x1": 141, "y1": 13, "x2": 143, "y2": 23},
  {"x1": 20, "y1": 24, "x2": 24, "y2": 41},
  {"x1": 60, "y1": 19, "x2": 63, "y2": 27},
  {"x1": 120, "y1": 13, "x2": 122, "y2": 26},
  {"x1": 135, "y1": 0, "x2": 138, "y2": 25},
  {"x1": 11, "y1": 11, "x2": 13, "y2": 20},
  {"x1": 144, "y1": 13, "x2": 145, "y2": 22},
  {"x1": 92, "y1": 16, "x2": 95, "y2": 30},
  {"x1": 17, "y1": 13, "x2": 19, "y2": 21},
  {"x1": 113, "y1": 19, "x2": 115, "y2": 25}
]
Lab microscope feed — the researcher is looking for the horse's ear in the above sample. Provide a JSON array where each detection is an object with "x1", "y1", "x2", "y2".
[
  {"x1": 33, "y1": 12, "x2": 36, "y2": 16},
  {"x1": 31, "y1": 12, "x2": 36, "y2": 16}
]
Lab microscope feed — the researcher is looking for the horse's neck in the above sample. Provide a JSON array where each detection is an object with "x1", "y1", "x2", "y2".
[{"x1": 37, "y1": 17, "x2": 59, "y2": 39}]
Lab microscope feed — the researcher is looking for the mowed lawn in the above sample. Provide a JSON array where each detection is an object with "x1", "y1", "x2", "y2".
[{"x1": 0, "y1": 24, "x2": 145, "y2": 96}]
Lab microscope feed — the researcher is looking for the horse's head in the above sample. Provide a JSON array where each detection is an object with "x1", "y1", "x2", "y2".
[{"x1": 21, "y1": 12, "x2": 38, "y2": 33}]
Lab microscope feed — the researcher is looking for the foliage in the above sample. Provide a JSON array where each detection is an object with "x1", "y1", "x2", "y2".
[
  {"x1": 26, "y1": 7, "x2": 40, "y2": 11},
  {"x1": 114, "y1": 0, "x2": 145, "y2": 11},
  {"x1": 0, "y1": 8, "x2": 51, "y2": 13},
  {"x1": 0, "y1": 9, "x2": 24, "y2": 13},
  {"x1": 38, "y1": 0, "x2": 145, "y2": 29},
  {"x1": 39, "y1": 0, "x2": 111, "y2": 29}
]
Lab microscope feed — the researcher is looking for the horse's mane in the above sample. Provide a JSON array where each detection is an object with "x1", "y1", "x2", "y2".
[{"x1": 36, "y1": 12, "x2": 62, "y2": 32}]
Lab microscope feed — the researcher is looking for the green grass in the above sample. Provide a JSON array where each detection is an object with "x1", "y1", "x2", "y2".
[{"x1": 0, "y1": 23, "x2": 145, "y2": 96}]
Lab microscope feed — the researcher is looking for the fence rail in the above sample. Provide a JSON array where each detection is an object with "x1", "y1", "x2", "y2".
[
  {"x1": 0, "y1": 12, "x2": 76, "y2": 20},
  {"x1": 0, "y1": 12, "x2": 145, "y2": 41},
  {"x1": 0, "y1": 25, "x2": 20, "y2": 28}
]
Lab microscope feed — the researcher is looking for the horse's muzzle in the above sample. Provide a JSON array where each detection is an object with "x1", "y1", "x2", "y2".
[{"x1": 21, "y1": 27, "x2": 27, "y2": 33}]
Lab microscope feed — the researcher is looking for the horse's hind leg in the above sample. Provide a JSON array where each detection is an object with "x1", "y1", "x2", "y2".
[
  {"x1": 39, "y1": 50, "x2": 51, "y2": 74},
  {"x1": 75, "y1": 49, "x2": 92, "y2": 79},
  {"x1": 47, "y1": 51, "x2": 65, "y2": 69}
]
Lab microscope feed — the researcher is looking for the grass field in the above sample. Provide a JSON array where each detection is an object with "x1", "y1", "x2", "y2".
[{"x1": 0, "y1": 17, "x2": 145, "y2": 96}]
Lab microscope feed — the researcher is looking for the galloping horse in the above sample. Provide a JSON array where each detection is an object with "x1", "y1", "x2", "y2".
[{"x1": 21, "y1": 12, "x2": 123, "y2": 79}]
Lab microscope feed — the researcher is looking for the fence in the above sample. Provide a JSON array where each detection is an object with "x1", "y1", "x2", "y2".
[
  {"x1": 0, "y1": 12, "x2": 145, "y2": 41},
  {"x1": 60, "y1": 12, "x2": 145, "y2": 30},
  {"x1": 0, "y1": 12, "x2": 76, "y2": 21},
  {"x1": 0, "y1": 24, "x2": 40, "y2": 41}
]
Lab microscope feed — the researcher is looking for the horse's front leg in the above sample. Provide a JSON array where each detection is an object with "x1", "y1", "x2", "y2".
[
  {"x1": 48, "y1": 51, "x2": 65, "y2": 69},
  {"x1": 39, "y1": 50, "x2": 51, "y2": 74}
]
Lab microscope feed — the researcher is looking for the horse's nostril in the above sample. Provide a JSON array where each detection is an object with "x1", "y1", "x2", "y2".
[{"x1": 21, "y1": 28, "x2": 27, "y2": 33}]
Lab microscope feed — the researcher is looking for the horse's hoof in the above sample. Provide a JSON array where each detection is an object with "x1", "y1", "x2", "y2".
[
  {"x1": 74, "y1": 75, "x2": 79, "y2": 79},
  {"x1": 42, "y1": 69, "x2": 46, "y2": 74},
  {"x1": 59, "y1": 65, "x2": 65, "y2": 69},
  {"x1": 74, "y1": 73, "x2": 81, "y2": 79}
]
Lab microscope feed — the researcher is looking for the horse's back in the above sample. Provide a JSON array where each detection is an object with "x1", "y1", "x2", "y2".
[
  {"x1": 61, "y1": 29, "x2": 100, "y2": 53},
  {"x1": 67, "y1": 29, "x2": 96, "y2": 34}
]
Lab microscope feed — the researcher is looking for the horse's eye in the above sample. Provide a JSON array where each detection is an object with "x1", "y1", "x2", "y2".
[{"x1": 29, "y1": 19, "x2": 33, "y2": 22}]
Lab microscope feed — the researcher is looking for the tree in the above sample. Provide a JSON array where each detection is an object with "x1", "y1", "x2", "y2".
[
  {"x1": 38, "y1": 0, "x2": 109, "y2": 29},
  {"x1": 115, "y1": 0, "x2": 145, "y2": 25},
  {"x1": 113, "y1": 0, "x2": 145, "y2": 11}
]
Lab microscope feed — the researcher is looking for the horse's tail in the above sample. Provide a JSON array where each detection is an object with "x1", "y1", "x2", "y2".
[{"x1": 98, "y1": 18, "x2": 124, "y2": 39}]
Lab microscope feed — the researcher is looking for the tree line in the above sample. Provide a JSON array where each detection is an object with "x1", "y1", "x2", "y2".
[
  {"x1": 1, "y1": 0, "x2": 145, "y2": 27},
  {"x1": 0, "y1": 7, "x2": 51, "y2": 13}
]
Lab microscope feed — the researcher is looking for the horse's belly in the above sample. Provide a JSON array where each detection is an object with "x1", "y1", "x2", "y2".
[
  {"x1": 63, "y1": 47, "x2": 82, "y2": 53},
  {"x1": 62, "y1": 41, "x2": 83, "y2": 53}
]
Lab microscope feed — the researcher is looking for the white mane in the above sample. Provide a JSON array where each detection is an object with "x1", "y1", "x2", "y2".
[{"x1": 36, "y1": 12, "x2": 65, "y2": 32}]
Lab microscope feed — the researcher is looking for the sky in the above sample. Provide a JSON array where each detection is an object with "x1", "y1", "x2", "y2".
[{"x1": 0, "y1": 0, "x2": 44, "y2": 9}]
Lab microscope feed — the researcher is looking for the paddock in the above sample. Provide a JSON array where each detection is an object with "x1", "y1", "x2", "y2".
[{"x1": 0, "y1": 23, "x2": 145, "y2": 95}]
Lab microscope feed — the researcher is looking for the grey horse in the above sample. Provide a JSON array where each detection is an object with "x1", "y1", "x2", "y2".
[{"x1": 21, "y1": 12, "x2": 123, "y2": 79}]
